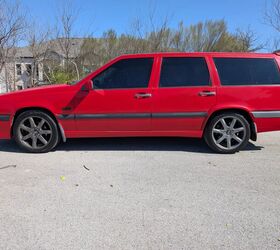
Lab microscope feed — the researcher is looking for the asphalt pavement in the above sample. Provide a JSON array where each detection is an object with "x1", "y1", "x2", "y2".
[{"x1": 0, "y1": 132, "x2": 280, "y2": 249}]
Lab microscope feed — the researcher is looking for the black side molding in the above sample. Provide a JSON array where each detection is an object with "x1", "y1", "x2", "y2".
[
  {"x1": 152, "y1": 112, "x2": 207, "y2": 118},
  {"x1": 57, "y1": 112, "x2": 208, "y2": 120},
  {"x1": 76, "y1": 113, "x2": 151, "y2": 119},
  {"x1": 57, "y1": 114, "x2": 75, "y2": 120},
  {"x1": 0, "y1": 115, "x2": 10, "y2": 121}
]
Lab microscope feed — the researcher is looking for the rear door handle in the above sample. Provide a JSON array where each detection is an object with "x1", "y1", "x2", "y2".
[
  {"x1": 135, "y1": 93, "x2": 152, "y2": 99},
  {"x1": 199, "y1": 91, "x2": 216, "y2": 97}
]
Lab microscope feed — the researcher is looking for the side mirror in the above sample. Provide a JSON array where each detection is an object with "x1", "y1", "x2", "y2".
[{"x1": 81, "y1": 80, "x2": 92, "y2": 92}]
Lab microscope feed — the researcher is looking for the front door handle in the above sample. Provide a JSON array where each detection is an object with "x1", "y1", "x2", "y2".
[
  {"x1": 199, "y1": 91, "x2": 216, "y2": 97},
  {"x1": 135, "y1": 93, "x2": 152, "y2": 99}
]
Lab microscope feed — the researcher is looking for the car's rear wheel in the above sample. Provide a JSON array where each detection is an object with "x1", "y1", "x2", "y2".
[
  {"x1": 13, "y1": 111, "x2": 59, "y2": 153},
  {"x1": 204, "y1": 112, "x2": 250, "y2": 154}
]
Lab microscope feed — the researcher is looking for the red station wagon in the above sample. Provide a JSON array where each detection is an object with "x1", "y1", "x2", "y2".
[{"x1": 1, "y1": 52, "x2": 280, "y2": 153}]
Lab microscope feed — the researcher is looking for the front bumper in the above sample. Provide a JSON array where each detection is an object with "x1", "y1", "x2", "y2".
[{"x1": 0, "y1": 115, "x2": 12, "y2": 139}]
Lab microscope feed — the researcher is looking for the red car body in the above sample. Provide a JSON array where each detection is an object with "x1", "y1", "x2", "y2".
[{"x1": 1, "y1": 52, "x2": 280, "y2": 145}]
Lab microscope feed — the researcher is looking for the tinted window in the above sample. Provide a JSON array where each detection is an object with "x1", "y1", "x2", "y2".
[
  {"x1": 214, "y1": 58, "x2": 280, "y2": 85},
  {"x1": 93, "y1": 58, "x2": 153, "y2": 89},
  {"x1": 159, "y1": 57, "x2": 210, "y2": 87}
]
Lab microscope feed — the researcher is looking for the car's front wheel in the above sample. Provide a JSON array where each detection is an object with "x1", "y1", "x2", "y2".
[
  {"x1": 204, "y1": 112, "x2": 250, "y2": 154},
  {"x1": 13, "y1": 110, "x2": 59, "y2": 153}
]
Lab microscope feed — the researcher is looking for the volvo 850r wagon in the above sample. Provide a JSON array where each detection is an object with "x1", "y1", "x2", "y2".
[{"x1": 1, "y1": 52, "x2": 280, "y2": 153}]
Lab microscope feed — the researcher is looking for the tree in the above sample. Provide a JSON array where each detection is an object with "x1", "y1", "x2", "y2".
[
  {"x1": 0, "y1": 0, "x2": 26, "y2": 91},
  {"x1": 49, "y1": 0, "x2": 81, "y2": 83},
  {"x1": 27, "y1": 24, "x2": 51, "y2": 87},
  {"x1": 129, "y1": 13, "x2": 260, "y2": 53},
  {"x1": 129, "y1": 7, "x2": 173, "y2": 52},
  {"x1": 233, "y1": 28, "x2": 263, "y2": 52},
  {"x1": 78, "y1": 19, "x2": 262, "y2": 77},
  {"x1": 169, "y1": 20, "x2": 261, "y2": 52},
  {"x1": 265, "y1": 0, "x2": 280, "y2": 49},
  {"x1": 79, "y1": 37, "x2": 103, "y2": 74},
  {"x1": 183, "y1": 20, "x2": 227, "y2": 51}
]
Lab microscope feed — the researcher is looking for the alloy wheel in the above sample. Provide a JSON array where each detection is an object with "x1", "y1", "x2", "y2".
[
  {"x1": 18, "y1": 116, "x2": 53, "y2": 150},
  {"x1": 211, "y1": 116, "x2": 246, "y2": 151}
]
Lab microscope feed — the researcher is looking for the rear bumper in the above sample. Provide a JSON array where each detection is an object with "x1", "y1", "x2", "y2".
[{"x1": 0, "y1": 115, "x2": 12, "y2": 139}]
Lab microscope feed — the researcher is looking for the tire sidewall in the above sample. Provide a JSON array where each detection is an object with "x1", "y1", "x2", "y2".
[{"x1": 13, "y1": 111, "x2": 59, "y2": 153}]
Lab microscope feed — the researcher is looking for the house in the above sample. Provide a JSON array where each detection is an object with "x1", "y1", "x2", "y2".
[
  {"x1": 0, "y1": 38, "x2": 84, "y2": 93},
  {"x1": 0, "y1": 47, "x2": 43, "y2": 93}
]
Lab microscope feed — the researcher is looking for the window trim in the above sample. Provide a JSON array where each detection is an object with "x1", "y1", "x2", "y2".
[
  {"x1": 214, "y1": 57, "x2": 280, "y2": 87},
  {"x1": 92, "y1": 57, "x2": 155, "y2": 90},
  {"x1": 158, "y1": 56, "x2": 212, "y2": 88}
]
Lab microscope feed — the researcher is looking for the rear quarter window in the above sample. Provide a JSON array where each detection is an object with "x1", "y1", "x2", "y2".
[{"x1": 214, "y1": 57, "x2": 280, "y2": 86}]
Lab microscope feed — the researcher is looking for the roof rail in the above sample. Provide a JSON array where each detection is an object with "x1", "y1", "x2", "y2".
[{"x1": 273, "y1": 50, "x2": 280, "y2": 55}]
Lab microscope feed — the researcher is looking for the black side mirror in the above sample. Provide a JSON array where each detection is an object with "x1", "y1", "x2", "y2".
[{"x1": 81, "y1": 80, "x2": 92, "y2": 92}]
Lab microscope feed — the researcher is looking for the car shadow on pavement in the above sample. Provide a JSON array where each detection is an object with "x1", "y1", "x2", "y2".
[{"x1": 0, "y1": 137, "x2": 264, "y2": 154}]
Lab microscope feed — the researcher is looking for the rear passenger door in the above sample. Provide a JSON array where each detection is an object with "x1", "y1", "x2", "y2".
[{"x1": 151, "y1": 56, "x2": 216, "y2": 134}]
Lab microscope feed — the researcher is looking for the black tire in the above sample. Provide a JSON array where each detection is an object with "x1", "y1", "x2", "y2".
[
  {"x1": 13, "y1": 110, "x2": 60, "y2": 153},
  {"x1": 204, "y1": 112, "x2": 250, "y2": 154}
]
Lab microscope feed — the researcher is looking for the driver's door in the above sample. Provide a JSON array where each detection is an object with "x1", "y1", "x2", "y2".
[{"x1": 74, "y1": 57, "x2": 155, "y2": 136}]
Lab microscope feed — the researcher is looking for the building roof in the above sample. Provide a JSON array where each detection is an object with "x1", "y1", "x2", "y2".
[
  {"x1": 12, "y1": 38, "x2": 85, "y2": 59},
  {"x1": 48, "y1": 38, "x2": 84, "y2": 58},
  {"x1": 14, "y1": 47, "x2": 33, "y2": 58}
]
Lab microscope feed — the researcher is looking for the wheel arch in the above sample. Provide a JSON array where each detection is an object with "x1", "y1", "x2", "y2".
[
  {"x1": 11, "y1": 107, "x2": 66, "y2": 142},
  {"x1": 204, "y1": 108, "x2": 257, "y2": 141}
]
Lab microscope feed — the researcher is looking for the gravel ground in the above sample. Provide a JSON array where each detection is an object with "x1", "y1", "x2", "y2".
[{"x1": 0, "y1": 132, "x2": 280, "y2": 250}]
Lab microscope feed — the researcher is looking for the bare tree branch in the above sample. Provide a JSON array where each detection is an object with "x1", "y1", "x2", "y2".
[
  {"x1": 264, "y1": 0, "x2": 280, "y2": 49},
  {"x1": 0, "y1": 0, "x2": 26, "y2": 91}
]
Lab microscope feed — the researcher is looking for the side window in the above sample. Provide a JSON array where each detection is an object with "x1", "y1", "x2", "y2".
[
  {"x1": 159, "y1": 57, "x2": 210, "y2": 87},
  {"x1": 92, "y1": 58, "x2": 153, "y2": 89},
  {"x1": 16, "y1": 64, "x2": 22, "y2": 76},
  {"x1": 26, "y1": 64, "x2": 32, "y2": 75},
  {"x1": 214, "y1": 58, "x2": 280, "y2": 85}
]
